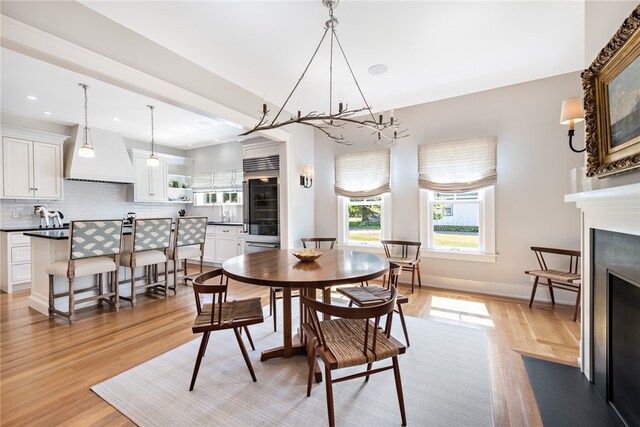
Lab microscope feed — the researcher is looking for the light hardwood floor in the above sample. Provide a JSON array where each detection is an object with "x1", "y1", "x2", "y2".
[{"x1": 0, "y1": 276, "x2": 579, "y2": 426}]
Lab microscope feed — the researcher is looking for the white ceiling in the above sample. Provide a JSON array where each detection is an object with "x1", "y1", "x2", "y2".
[
  {"x1": 82, "y1": 0, "x2": 585, "y2": 114},
  {"x1": 0, "y1": 48, "x2": 245, "y2": 149}
]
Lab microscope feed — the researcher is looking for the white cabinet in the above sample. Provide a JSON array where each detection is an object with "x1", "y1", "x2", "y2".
[
  {"x1": 1, "y1": 232, "x2": 32, "y2": 293},
  {"x1": 133, "y1": 156, "x2": 168, "y2": 202},
  {"x1": 203, "y1": 226, "x2": 216, "y2": 263},
  {"x1": 215, "y1": 226, "x2": 237, "y2": 263},
  {"x1": 237, "y1": 236, "x2": 245, "y2": 256},
  {"x1": 1, "y1": 137, "x2": 63, "y2": 199}
]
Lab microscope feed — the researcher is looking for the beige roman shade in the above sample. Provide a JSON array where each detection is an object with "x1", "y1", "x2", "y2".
[
  {"x1": 334, "y1": 149, "x2": 391, "y2": 197},
  {"x1": 418, "y1": 136, "x2": 497, "y2": 193}
]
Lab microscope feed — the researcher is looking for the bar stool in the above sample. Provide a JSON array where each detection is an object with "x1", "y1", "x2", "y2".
[
  {"x1": 47, "y1": 219, "x2": 124, "y2": 324},
  {"x1": 170, "y1": 216, "x2": 207, "y2": 292},
  {"x1": 120, "y1": 218, "x2": 172, "y2": 306}
]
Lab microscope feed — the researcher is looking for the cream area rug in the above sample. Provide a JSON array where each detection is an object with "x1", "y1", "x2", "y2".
[{"x1": 92, "y1": 305, "x2": 493, "y2": 426}]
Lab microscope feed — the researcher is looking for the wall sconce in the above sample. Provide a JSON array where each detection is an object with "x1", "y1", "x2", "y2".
[
  {"x1": 560, "y1": 97, "x2": 585, "y2": 153},
  {"x1": 300, "y1": 165, "x2": 314, "y2": 189}
]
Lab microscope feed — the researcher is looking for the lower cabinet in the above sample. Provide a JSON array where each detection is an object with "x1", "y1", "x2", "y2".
[
  {"x1": 1, "y1": 232, "x2": 32, "y2": 293},
  {"x1": 202, "y1": 225, "x2": 244, "y2": 265}
]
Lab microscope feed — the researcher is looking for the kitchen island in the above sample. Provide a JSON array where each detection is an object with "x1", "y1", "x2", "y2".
[{"x1": 23, "y1": 228, "x2": 133, "y2": 316}]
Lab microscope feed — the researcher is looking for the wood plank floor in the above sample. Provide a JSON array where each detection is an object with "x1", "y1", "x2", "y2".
[{"x1": 0, "y1": 276, "x2": 579, "y2": 426}]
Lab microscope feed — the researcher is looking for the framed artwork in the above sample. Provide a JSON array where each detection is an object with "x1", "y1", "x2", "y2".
[{"x1": 582, "y1": 6, "x2": 640, "y2": 177}]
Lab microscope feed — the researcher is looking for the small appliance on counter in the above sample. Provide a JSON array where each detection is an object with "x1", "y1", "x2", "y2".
[{"x1": 124, "y1": 212, "x2": 136, "y2": 226}]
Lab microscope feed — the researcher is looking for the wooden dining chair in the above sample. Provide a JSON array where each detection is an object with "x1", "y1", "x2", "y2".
[
  {"x1": 337, "y1": 262, "x2": 410, "y2": 346},
  {"x1": 381, "y1": 240, "x2": 422, "y2": 293},
  {"x1": 170, "y1": 216, "x2": 207, "y2": 292},
  {"x1": 119, "y1": 218, "x2": 172, "y2": 306},
  {"x1": 525, "y1": 246, "x2": 581, "y2": 321},
  {"x1": 301, "y1": 286, "x2": 407, "y2": 427},
  {"x1": 47, "y1": 220, "x2": 123, "y2": 324},
  {"x1": 270, "y1": 237, "x2": 337, "y2": 332},
  {"x1": 189, "y1": 269, "x2": 264, "y2": 391}
]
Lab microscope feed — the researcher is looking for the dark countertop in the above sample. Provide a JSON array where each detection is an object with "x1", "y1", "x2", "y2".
[
  {"x1": 1, "y1": 225, "x2": 69, "y2": 232},
  {"x1": 25, "y1": 227, "x2": 133, "y2": 240}
]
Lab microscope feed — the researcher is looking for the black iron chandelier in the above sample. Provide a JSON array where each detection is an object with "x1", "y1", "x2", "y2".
[{"x1": 240, "y1": 0, "x2": 408, "y2": 144}]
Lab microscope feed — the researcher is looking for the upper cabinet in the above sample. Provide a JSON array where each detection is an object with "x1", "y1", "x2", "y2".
[
  {"x1": 133, "y1": 156, "x2": 168, "y2": 202},
  {"x1": 1, "y1": 132, "x2": 64, "y2": 200}
]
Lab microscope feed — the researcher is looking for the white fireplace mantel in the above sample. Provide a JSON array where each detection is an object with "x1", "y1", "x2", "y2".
[{"x1": 565, "y1": 182, "x2": 640, "y2": 380}]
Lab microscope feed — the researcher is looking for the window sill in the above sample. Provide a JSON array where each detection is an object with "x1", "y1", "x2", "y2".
[
  {"x1": 421, "y1": 249, "x2": 497, "y2": 263},
  {"x1": 336, "y1": 242, "x2": 384, "y2": 254}
]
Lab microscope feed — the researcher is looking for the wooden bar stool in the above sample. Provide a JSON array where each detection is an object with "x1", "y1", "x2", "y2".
[
  {"x1": 119, "y1": 218, "x2": 172, "y2": 306},
  {"x1": 170, "y1": 216, "x2": 207, "y2": 292},
  {"x1": 47, "y1": 219, "x2": 123, "y2": 324}
]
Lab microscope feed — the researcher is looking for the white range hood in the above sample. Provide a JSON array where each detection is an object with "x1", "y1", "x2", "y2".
[{"x1": 64, "y1": 125, "x2": 136, "y2": 183}]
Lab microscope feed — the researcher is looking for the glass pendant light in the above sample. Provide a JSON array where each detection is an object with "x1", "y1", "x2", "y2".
[
  {"x1": 147, "y1": 105, "x2": 159, "y2": 167},
  {"x1": 78, "y1": 83, "x2": 95, "y2": 158}
]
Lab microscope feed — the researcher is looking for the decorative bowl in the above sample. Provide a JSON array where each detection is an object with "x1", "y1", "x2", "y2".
[{"x1": 292, "y1": 249, "x2": 323, "y2": 262}]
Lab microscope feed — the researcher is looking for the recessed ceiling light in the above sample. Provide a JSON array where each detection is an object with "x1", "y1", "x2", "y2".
[
  {"x1": 368, "y1": 64, "x2": 389, "y2": 75},
  {"x1": 26, "y1": 95, "x2": 38, "y2": 101},
  {"x1": 198, "y1": 121, "x2": 212, "y2": 128},
  {"x1": 113, "y1": 117, "x2": 120, "y2": 122},
  {"x1": 187, "y1": 144, "x2": 193, "y2": 147},
  {"x1": 42, "y1": 111, "x2": 52, "y2": 115}
]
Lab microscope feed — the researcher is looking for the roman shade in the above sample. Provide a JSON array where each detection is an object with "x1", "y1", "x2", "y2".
[
  {"x1": 418, "y1": 137, "x2": 497, "y2": 193},
  {"x1": 334, "y1": 149, "x2": 391, "y2": 197}
]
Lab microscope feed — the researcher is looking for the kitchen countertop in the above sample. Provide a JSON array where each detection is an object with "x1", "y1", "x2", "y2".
[
  {"x1": 1, "y1": 225, "x2": 70, "y2": 232},
  {"x1": 24, "y1": 227, "x2": 134, "y2": 240},
  {"x1": 207, "y1": 222, "x2": 243, "y2": 226}
]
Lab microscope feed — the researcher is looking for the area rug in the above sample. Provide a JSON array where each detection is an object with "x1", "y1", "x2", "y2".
[{"x1": 92, "y1": 306, "x2": 494, "y2": 426}]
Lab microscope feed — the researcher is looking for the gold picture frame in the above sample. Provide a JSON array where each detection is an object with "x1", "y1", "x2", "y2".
[{"x1": 582, "y1": 6, "x2": 640, "y2": 177}]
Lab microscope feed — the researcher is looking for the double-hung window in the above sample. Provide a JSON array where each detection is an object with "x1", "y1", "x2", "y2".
[
  {"x1": 418, "y1": 137, "x2": 497, "y2": 261},
  {"x1": 335, "y1": 149, "x2": 391, "y2": 246}
]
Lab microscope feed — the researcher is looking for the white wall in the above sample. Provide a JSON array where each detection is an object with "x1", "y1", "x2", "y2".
[
  {"x1": 583, "y1": 1, "x2": 640, "y2": 190},
  {"x1": 315, "y1": 72, "x2": 585, "y2": 302},
  {"x1": 286, "y1": 124, "x2": 315, "y2": 249}
]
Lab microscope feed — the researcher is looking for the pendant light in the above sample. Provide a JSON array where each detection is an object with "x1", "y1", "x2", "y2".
[
  {"x1": 147, "y1": 105, "x2": 159, "y2": 167},
  {"x1": 77, "y1": 83, "x2": 95, "y2": 158}
]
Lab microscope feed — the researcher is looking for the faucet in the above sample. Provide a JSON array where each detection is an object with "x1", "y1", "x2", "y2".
[{"x1": 212, "y1": 202, "x2": 224, "y2": 222}]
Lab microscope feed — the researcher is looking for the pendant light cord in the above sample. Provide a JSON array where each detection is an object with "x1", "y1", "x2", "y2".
[{"x1": 148, "y1": 105, "x2": 156, "y2": 156}]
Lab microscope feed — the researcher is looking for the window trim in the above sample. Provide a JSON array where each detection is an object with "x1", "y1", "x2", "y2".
[
  {"x1": 337, "y1": 193, "x2": 392, "y2": 247},
  {"x1": 419, "y1": 186, "x2": 496, "y2": 262}
]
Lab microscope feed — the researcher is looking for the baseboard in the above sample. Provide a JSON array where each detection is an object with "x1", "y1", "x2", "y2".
[
  {"x1": 28, "y1": 292, "x2": 49, "y2": 315},
  {"x1": 396, "y1": 273, "x2": 577, "y2": 305}
]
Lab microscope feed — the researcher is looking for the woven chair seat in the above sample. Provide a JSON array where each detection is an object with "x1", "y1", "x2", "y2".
[
  {"x1": 386, "y1": 257, "x2": 419, "y2": 266},
  {"x1": 193, "y1": 298, "x2": 263, "y2": 331},
  {"x1": 308, "y1": 318, "x2": 400, "y2": 369},
  {"x1": 525, "y1": 269, "x2": 581, "y2": 284},
  {"x1": 338, "y1": 285, "x2": 408, "y2": 305}
]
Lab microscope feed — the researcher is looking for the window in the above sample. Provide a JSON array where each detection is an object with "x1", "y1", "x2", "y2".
[
  {"x1": 418, "y1": 137, "x2": 496, "y2": 261},
  {"x1": 334, "y1": 149, "x2": 391, "y2": 246}
]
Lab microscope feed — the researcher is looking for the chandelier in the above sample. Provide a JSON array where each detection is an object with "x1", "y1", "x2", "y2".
[{"x1": 240, "y1": 0, "x2": 407, "y2": 144}]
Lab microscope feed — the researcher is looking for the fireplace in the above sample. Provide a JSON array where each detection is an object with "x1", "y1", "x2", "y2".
[{"x1": 592, "y1": 230, "x2": 640, "y2": 426}]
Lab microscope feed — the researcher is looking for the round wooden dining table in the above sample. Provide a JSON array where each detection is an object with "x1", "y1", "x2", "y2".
[{"x1": 222, "y1": 249, "x2": 389, "y2": 361}]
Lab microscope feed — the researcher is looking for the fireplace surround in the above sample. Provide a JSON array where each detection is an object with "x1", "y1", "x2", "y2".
[{"x1": 566, "y1": 183, "x2": 640, "y2": 425}]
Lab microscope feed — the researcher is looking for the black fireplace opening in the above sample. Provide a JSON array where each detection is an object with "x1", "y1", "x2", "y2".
[
  {"x1": 592, "y1": 230, "x2": 640, "y2": 427},
  {"x1": 608, "y1": 272, "x2": 640, "y2": 426}
]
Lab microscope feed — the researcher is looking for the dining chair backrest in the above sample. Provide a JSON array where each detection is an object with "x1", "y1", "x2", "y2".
[
  {"x1": 175, "y1": 216, "x2": 207, "y2": 247},
  {"x1": 132, "y1": 218, "x2": 172, "y2": 252},
  {"x1": 302, "y1": 286, "x2": 398, "y2": 355},
  {"x1": 301, "y1": 237, "x2": 336, "y2": 249},
  {"x1": 385, "y1": 262, "x2": 403, "y2": 289},
  {"x1": 69, "y1": 219, "x2": 123, "y2": 260},
  {"x1": 192, "y1": 269, "x2": 228, "y2": 327},
  {"x1": 381, "y1": 240, "x2": 421, "y2": 261}
]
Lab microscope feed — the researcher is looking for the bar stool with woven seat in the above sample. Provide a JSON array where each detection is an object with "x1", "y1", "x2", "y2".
[
  {"x1": 337, "y1": 262, "x2": 410, "y2": 346},
  {"x1": 170, "y1": 216, "x2": 207, "y2": 292},
  {"x1": 47, "y1": 219, "x2": 123, "y2": 324},
  {"x1": 119, "y1": 218, "x2": 172, "y2": 306},
  {"x1": 189, "y1": 269, "x2": 265, "y2": 391},
  {"x1": 381, "y1": 240, "x2": 422, "y2": 293},
  {"x1": 302, "y1": 286, "x2": 407, "y2": 427},
  {"x1": 270, "y1": 237, "x2": 336, "y2": 331}
]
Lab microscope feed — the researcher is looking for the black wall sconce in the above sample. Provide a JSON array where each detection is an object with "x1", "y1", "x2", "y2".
[
  {"x1": 560, "y1": 97, "x2": 585, "y2": 153},
  {"x1": 300, "y1": 165, "x2": 314, "y2": 189}
]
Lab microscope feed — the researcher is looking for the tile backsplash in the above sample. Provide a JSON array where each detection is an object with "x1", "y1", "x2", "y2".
[{"x1": 0, "y1": 180, "x2": 190, "y2": 228}]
